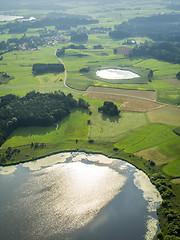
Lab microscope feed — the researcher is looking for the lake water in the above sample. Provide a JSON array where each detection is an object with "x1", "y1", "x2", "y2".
[
  {"x1": 0, "y1": 15, "x2": 35, "y2": 21},
  {"x1": 96, "y1": 69, "x2": 140, "y2": 80},
  {"x1": 0, "y1": 152, "x2": 162, "y2": 240}
]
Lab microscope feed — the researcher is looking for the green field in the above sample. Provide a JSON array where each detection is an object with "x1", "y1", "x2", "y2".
[
  {"x1": 114, "y1": 124, "x2": 179, "y2": 153},
  {"x1": 163, "y1": 160, "x2": 180, "y2": 178},
  {"x1": 89, "y1": 107, "x2": 148, "y2": 142},
  {"x1": 2, "y1": 109, "x2": 89, "y2": 149}
]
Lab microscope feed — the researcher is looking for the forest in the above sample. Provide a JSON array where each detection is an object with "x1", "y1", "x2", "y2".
[
  {"x1": 109, "y1": 13, "x2": 180, "y2": 42},
  {"x1": 129, "y1": 42, "x2": 180, "y2": 64},
  {"x1": 0, "y1": 91, "x2": 89, "y2": 146},
  {"x1": 0, "y1": 16, "x2": 98, "y2": 34}
]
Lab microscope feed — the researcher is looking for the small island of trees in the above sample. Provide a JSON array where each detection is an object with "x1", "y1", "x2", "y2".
[
  {"x1": 32, "y1": 63, "x2": 65, "y2": 75},
  {"x1": 98, "y1": 101, "x2": 120, "y2": 116}
]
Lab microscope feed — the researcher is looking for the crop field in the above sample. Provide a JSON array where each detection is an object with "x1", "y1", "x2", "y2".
[
  {"x1": 147, "y1": 105, "x2": 180, "y2": 126},
  {"x1": 86, "y1": 86, "x2": 156, "y2": 100},
  {"x1": 84, "y1": 92, "x2": 164, "y2": 112}
]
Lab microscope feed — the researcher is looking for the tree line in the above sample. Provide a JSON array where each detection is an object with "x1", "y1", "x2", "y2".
[
  {"x1": 32, "y1": 63, "x2": 65, "y2": 75},
  {"x1": 109, "y1": 13, "x2": 180, "y2": 42},
  {"x1": 0, "y1": 16, "x2": 98, "y2": 34},
  {"x1": 0, "y1": 91, "x2": 89, "y2": 146},
  {"x1": 56, "y1": 44, "x2": 87, "y2": 58},
  {"x1": 129, "y1": 41, "x2": 180, "y2": 64}
]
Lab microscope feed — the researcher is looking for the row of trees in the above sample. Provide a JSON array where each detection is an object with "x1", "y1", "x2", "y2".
[
  {"x1": 32, "y1": 63, "x2": 65, "y2": 75},
  {"x1": 56, "y1": 44, "x2": 87, "y2": 58},
  {"x1": 0, "y1": 91, "x2": 89, "y2": 146}
]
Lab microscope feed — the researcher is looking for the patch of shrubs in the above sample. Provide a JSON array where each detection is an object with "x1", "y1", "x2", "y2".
[
  {"x1": 31, "y1": 142, "x2": 46, "y2": 149},
  {"x1": 79, "y1": 67, "x2": 90, "y2": 73},
  {"x1": 0, "y1": 147, "x2": 20, "y2": 164}
]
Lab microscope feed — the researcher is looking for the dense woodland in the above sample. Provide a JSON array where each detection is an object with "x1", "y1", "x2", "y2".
[
  {"x1": 129, "y1": 42, "x2": 180, "y2": 64},
  {"x1": 109, "y1": 13, "x2": 180, "y2": 42},
  {"x1": 32, "y1": 63, "x2": 65, "y2": 75},
  {"x1": 70, "y1": 32, "x2": 88, "y2": 43},
  {"x1": 0, "y1": 16, "x2": 98, "y2": 34},
  {"x1": 0, "y1": 91, "x2": 89, "y2": 146}
]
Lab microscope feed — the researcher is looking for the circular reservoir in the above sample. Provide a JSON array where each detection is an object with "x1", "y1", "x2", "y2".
[{"x1": 96, "y1": 69, "x2": 140, "y2": 80}]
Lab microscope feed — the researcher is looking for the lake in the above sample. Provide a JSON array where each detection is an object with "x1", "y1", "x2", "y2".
[
  {"x1": 0, "y1": 152, "x2": 162, "y2": 240},
  {"x1": 96, "y1": 69, "x2": 140, "y2": 80},
  {"x1": 0, "y1": 15, "x2": 35, "y2": 21}
]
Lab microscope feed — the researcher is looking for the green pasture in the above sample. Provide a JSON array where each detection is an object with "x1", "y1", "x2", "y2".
[
  {"x1": 158, "y1": 139, "x2": 180, "y2": 162},
  {"x1": 2, "y1": 109, "x2": 89, "y2": 149},
  {"x1": 174, "y1": 127, "x2": 180, "y2": 135},
  {"x1": 135, "y1": 59, "x2": 180, "y2": 77},
  {"x1": 157, "y1": 88, "x2": 180, "y2": 105},
  {"x1": 147, "y1": 106, "x2": 180, "y2": 126},
  {"x1": 0, "y1": 47, "x2": 67, "y2": 96},
  {"x1": 89, "y1": 106, "x2": 148, "y2": 142},
  {"x1": 114, "y1": 123, "x2": 179, "y2": 153}
]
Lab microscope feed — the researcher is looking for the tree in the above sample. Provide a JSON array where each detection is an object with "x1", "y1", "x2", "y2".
[
  {"x1": 98, "y1": 101, "x2": 120, "y2": 116},
  {"x1": 113, "y1": 48, "x2": 118, "y2": 54},
  {"x1": 176, "y1": 72, "x2": 180, "y2": 80}
]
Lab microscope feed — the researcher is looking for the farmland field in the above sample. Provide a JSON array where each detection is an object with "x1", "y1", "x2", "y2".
[
  {"x1": 114, "y1": 124, "x2": 179, "y2": 153},
  {"x1": 84, "y1": 92, "x2": 164, "y2": 112}
]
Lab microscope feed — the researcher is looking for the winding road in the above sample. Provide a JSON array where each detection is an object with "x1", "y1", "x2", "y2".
[{"x1": 51, "y1": 47, "x2": 179, "y2": 110}]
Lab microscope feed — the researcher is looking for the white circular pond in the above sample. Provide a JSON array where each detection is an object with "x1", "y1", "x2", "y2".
[{"x1": 96, "y1": 69, "x2": 140, "y2": 80}]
